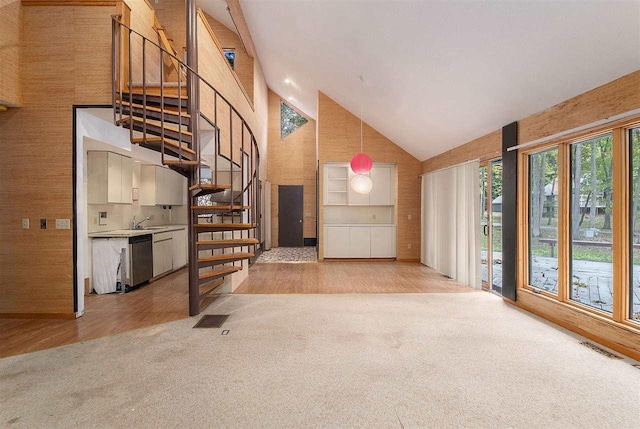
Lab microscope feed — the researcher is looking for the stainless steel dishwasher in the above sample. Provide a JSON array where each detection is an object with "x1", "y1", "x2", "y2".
[{"x1": 129, "y1": 234, "x2": 153, "y2": 288}]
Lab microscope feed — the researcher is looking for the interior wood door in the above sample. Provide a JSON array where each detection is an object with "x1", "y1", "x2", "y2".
[{"x1": 278, "y1": 185, "x2": 304, "y2": 247}]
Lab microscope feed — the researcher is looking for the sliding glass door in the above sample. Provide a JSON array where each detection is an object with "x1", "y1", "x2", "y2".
[
  {"x1": 480, "y1": 160, "x2": 502, "y2": 293},
  {"x1": 490, "y1": 160, "x2": 503, "y2": 293},
  {"x1": 480, "y1": 166, "x2": 489, "y2": 284}
]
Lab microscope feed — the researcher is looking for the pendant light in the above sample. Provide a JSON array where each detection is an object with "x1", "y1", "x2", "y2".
[{"x1": 350, "y1": 75, "x2": 373, "y2": 194}]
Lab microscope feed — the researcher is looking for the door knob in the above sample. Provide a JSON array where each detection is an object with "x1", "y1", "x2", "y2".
[{"x1": 299, "y1": 219, "x2": 303, "y2": 223}]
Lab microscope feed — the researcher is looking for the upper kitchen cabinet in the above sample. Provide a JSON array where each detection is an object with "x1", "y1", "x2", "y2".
[
  {"x1": 87, "y1": 151, "x2": 133, "y2": 204},
  {"x1": 140, "y1": 165, "x2": 186, "y2": 206}
]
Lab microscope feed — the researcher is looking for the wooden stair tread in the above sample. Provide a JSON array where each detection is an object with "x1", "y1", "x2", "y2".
[
  {"x1": 198, "y1": 266, "x2": 241, "y2": 281},
  {"x1": 131, "y1": 136, "x2": 196, "y2": 156},
  {"x1": 189, "y1": 183, "x2": 231, "y2": 191},
  {"x1": 195, "y1": 223, "x2": 256, "y2": 230},
  {"x1": 191, "y1": 205, "x2": 250, "y2": 211},
  {"x1": 117, "y1": 116, "x2": 192, "y2": 136},
  {"x1": 163, "y1": 160, "x2": 199, "y2": 166},
  {"x1": 120, "y1": 100, "x2": 191, "y2": 118},
  {"x1": 197, "y1": 238, "x2": 259, "y2": 246},
  {"x1": 198, "y1": 252, "x2": 254, "y2": 263},
  {"x1": 199, "y1": 278, "x2": 224, "y2": 298}
]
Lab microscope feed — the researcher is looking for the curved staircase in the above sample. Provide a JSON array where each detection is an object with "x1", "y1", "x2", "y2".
[{"x1": 111, "y1": 14, "x2": 260, "y2": 315}]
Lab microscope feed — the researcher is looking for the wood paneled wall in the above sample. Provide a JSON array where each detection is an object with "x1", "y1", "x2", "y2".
[
  {"x1": 421, "y1": 130, "x2": 501, "y2": 174},
  {"x1": 153, "y1": 1, "x2": 268, "y2": 179},
  {"x1": 0, "y1": 0, "x2": 22, "y2": 106},
  {"x1": 267, "y1": 90, "x2": 316, "y2": 246},
  {"x1": 0, "y1": 4, "x2": 113, "y2": 316},
  {"x1": 421, "y1": 71, "x2": 640, "y2": 174},
  {"x1": 317, "y1": 92, "x2": 421, "y2": 261},
  {"x1": 518, "y1": 70, "x2": 640, "y2": 144},
  {"x1": 202, "y1": 11, "x2": 254, "y2": 103}
]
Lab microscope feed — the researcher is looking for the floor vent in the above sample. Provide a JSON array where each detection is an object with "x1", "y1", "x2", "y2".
[
  {"x1": 580, "y1": 341, "x2": 622, "y2": 359},
  {"x1": 193, "y1": 314, "x2": 229, "y2": 329}
]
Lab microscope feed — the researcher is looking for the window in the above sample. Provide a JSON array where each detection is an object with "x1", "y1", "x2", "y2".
[
  {"x1": 630, "y1": 127, "x2": 640, "y2": 323},
  {"x1": 281, "y1": 101, "x2": 308, "y2": 139},
  {"x1": 223, "y1": 49, "x2": 235, "y2": 69},
  {"x1": 570, "y1": 134, "x2": 613, "y2": 313},
  {"x1": 528, "y1": 148, "x2": 559, "y2": 294}
]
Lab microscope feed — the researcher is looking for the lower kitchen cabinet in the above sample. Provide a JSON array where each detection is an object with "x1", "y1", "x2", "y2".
[
  {"x1": 153, "y1": 232, "x2": 173, "y2": 277},
  {"x1": 324, "y1": 225, "x2": 396, "y2": 258},
  {"x1": 153, "y1": 228, "x2": 188, "y2": 277},
  {"x1": 172, "y1": 228, "x2": 188, "y2": 268}
]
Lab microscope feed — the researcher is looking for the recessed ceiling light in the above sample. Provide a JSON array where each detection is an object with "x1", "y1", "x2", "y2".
[
  {"x1": 284, "y1": 78, "x2": 291, "y2": 84},
  {"x1": 288, "y1": 96, "x2": 294, "y2": 101}
]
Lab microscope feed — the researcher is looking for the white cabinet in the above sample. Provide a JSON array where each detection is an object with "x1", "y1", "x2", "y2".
[
  {"x1": 324, "y1": 225, "x2": 396, "y2": 258},
  {"x1": 325, "y1": 226, "x2": 350, "y2": 258},
  {"x1": 153, "y1": 232, "x2": 173, "y2": 277},
  {"x1": 140, "y1": 165, "x2": 186, "y2": 206},
  {"x1": 324, "y1": 163, "x2": 395, "y2": 206},
  {"x1": 369, "y1": 166, "x2": 393, "y2": 206},
  {"x1": 370, "y1": 226, "x2": 396, "y2": 258},
  {"x1": 348, "y1": 227, "x2": 371, "y2": 258},
  {"x1": 347, "y1": 169, "x2": 370, "y2": 206},
  {"x1": 171, "y1": 228, "x2": 188, "y2": 268},
  {"x1": 88, "y1": 151, "x2": 133, "y2": 204},
  {"x1": 324, "y1": 165, "x2": 349, "y2": 205}
]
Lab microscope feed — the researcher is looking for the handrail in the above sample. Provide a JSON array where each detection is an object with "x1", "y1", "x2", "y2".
[{"x1": 110, "y1": 14, "x2": 257, "y2": 142}]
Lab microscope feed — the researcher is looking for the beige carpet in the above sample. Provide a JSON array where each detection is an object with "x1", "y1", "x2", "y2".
[{"x1": 1, "y1": 292, "x2": 639, "y2": 428}]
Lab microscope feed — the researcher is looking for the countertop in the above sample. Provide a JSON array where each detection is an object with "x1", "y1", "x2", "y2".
[
  {"x1": 324, "y1": 224, "x2": 396, "y2": 227},
  {"x1": 88, "y1": 224, "x2": 188, "y2": 238}
]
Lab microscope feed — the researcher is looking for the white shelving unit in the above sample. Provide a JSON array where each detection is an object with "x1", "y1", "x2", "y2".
[{"x1": 325, "y1": 165, "x2": 349, "y2": 205}]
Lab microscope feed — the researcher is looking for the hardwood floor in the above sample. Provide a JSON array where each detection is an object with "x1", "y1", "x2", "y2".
[
  {"x1": 234, "y1": 261, "x2": 474, "y2": 294},
  {"x1": 1, "y1": 261, "x2": 472, "y2": 358},
  {"x1": 0, "y1": 268, "x2": 218, "y2": 358}
]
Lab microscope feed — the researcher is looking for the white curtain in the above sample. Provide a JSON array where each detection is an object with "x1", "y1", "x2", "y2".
[{"x1": 421, "y1": 161, "x2": 481, "y2": 289}]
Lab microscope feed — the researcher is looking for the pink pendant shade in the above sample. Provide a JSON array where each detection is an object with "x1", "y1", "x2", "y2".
[{"x1": 350, "y1": 153, "x2": 373, "y2": 174}]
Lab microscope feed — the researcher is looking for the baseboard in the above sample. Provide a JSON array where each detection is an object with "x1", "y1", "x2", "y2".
[
  {"x1": 505, "y1": 289, "x2": 640, "y2": 361},
  {"x1": 303, "y1": 238, "x2": 317, "y2": 246},
  {"x1": 397, "y1": 258, "x2": 420, "y2": 262},
  {"x1": 0, "y1": 312, "x2": 77, "y2": 320}
]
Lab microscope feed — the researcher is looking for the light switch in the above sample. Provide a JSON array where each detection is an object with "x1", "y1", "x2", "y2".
[
  {"x1": 21, "y1": 218, "x2": 29, "y2": 229},
  {"x1": 98, "y1": 212, "x2": 107, "y2": 226},
  {"x1": 56, "y1": 219, "x2": 71, "y2": 229},
  {"x1": 408, "y1": 214, "x2": 412, "y2": 220}
]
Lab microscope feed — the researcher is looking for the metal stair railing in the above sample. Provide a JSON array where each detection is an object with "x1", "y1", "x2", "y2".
[{"x1": 111, "y1": 14, "x2": 261, "y2": 315}]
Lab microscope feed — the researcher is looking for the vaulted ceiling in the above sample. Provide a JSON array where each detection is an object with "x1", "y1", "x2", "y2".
[{"x1": 209, "y1": 0, "x2": 640, "y2": 161}]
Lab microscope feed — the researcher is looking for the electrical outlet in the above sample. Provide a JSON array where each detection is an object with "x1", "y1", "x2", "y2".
[
  {"x1": 408, "y1": 243, "x2": 412, "y2": 249},
  {"x1": 98, "y1": 212, "x2": 107, "y2": 226},
  {"x1": 56, "y1": 219, "x2": 70, "y2": 229},
  {"x1": 21, "y1": 218, "x2": 29, "y2": 229},
  {"x1": 40, "y1": 218, "x2": 47, "y2": 229},
  {"x1": 408, "y1": 214, "x2": 412, "y2": 220}
]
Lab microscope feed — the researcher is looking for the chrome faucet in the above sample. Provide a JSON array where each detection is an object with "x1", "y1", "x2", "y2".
[{"x1": 132, "y1": 215, "x2": 151, "y2": 230}]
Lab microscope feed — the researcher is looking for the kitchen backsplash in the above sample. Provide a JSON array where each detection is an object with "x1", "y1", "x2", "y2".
[{"x1": 87, "y1": 201, "x2": 187, "y2": 233}]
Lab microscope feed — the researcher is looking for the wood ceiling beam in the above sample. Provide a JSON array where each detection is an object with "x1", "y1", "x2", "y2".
[{"x1": 226, "y1": 0, "x2": 257, "y2": 59}]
